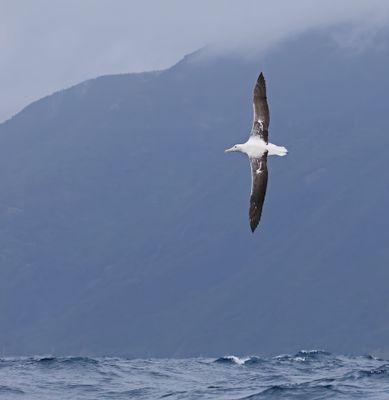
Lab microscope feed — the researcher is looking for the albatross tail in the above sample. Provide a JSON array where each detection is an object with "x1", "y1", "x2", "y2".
[{"x1": 267, "y1": 143, "x2": 288, "y2": 156}]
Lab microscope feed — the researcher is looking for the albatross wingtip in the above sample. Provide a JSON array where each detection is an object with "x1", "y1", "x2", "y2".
[{"x1": 250, "y1": 220, "x2": 259, "y2": 233}]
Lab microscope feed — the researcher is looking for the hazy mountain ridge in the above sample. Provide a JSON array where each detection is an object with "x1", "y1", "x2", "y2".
[{"x1": 0, "y1": 29, "x2": 388, "y2": 357}]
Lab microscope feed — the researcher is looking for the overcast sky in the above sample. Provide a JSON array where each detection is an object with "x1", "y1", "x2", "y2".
[{"x1": 1, "y1": 0, "x2": 389, "y2": 122}]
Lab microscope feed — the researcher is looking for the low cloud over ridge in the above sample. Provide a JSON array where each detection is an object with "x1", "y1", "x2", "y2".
[{"x1": 1, "y1": 0, "x2": 388, "y2": 122}]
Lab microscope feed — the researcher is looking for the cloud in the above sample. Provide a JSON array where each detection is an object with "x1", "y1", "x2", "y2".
[{"x1": 1, "y1": 0, "x2": 388, "y2": 122}]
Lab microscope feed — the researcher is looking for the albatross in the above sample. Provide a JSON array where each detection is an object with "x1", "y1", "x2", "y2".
[{"x1": 225, "y1": 73, "x2": 287, "y2": 232}]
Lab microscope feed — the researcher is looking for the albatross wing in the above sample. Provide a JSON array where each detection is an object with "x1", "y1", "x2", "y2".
[
  {"x1": 249, "y1": 152, "x2": 268, "y2": 232},
  {"x1": 251, "y1": 73, "x2": 270, "y2": 143}
]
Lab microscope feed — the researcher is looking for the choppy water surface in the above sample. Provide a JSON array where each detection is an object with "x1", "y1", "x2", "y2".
[{"x1": 1, "y1": 351, "x2": 389, "y2": 399}]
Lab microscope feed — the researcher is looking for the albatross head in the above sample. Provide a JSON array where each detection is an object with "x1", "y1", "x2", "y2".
[{"x1": 225, "y1": 144, "x2": 243, "y2": 153}]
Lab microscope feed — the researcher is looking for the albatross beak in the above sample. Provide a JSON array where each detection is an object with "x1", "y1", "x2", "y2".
[{"x1": 224, "y1": 147, "x2": 234, "y2": 153}]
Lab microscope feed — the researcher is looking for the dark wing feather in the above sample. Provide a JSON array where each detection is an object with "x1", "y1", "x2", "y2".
[
  {"x1": 249, "y1": 152, "x2": 268, "y2": 232},
  {"x1": 251, "y1": 72, "x2": 270, "y2": 143}
]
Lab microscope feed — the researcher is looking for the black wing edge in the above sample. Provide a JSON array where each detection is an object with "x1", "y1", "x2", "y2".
[
  {"x1": 252, "y1": 72, "x2": 270, "y2": 143},
  {"x1": 255, "y1": 73, "x2": 267, "y2": 96},
  {"x1": 249, "y1": 153, "x2": 268, "y2": 232}
]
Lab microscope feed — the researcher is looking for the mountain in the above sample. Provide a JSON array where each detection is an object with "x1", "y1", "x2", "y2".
[{"x1": 0, "y1": 28, "x2": 388, "y2": 357}]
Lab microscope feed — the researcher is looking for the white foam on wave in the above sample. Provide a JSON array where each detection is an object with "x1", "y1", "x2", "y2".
[
  {"x1": 293, "y1": 357, "x2": 306, "y2": 362},
  {"x1": 224, "y1": 356, "x2": 250, "y2": 365}
]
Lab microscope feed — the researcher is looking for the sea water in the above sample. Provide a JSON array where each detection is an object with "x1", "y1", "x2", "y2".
[{"x1": 1, "y1": 350, "x2": 388, "y2": 399}]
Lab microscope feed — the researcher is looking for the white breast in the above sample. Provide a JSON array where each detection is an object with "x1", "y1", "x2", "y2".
[
  {"x1": 240, "y1": 137, "x2": 288, "y2": 157},
  {"x1": 241, "y1": 137, "x2": 267, "y2": 158}
]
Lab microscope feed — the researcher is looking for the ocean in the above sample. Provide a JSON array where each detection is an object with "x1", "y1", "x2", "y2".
[{"x1": 0, "y1": 350, "x2": 388, "y2": 399}]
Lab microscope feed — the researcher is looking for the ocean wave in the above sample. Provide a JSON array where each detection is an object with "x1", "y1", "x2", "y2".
[
  {"x1": 274, "y1": 349, "x2": 331, "y2": 362},
  {"x1": 214, "y1": 355, "x2": 249, "y2": 365},
  {"x1": 215, "y1": 350, "x2": 331, "y2": 366},
  {"x1": 363, "y1": 365, "x2": 389, "y2": 376},
  {"x1": 0, "y1": 385, "x2": 25, "y2": 395},
  {"x1": 344, "y1": 364, "x2": 389, "y2": 380},
  {"x1": 214, "y1": 355, "x2": 265, "y2": 366},
  {"x1": 241, "y1": 381, "x2": 340, "y2": 399},
  {"x1": 363, "y1": 354, "x2": 384, "y2": 361},
  {"x1": 160, "y1": 390, "x2": 187, "y2": 398},
  {"x1": 294, "y1": 349, "x2": 331, "y2": 357},
  {"x1": 33, "y1": 356, "x2": 99, "y2": 366}
]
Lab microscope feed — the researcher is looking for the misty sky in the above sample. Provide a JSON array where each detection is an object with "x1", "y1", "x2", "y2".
[{"x1": 1, "y1": 0, "x2": 389, "y2": 122}]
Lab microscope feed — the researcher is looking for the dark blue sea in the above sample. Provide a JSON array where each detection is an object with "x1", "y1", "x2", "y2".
[{"x1": 1, "y1": 351, "x2": 389, "y2": 399}]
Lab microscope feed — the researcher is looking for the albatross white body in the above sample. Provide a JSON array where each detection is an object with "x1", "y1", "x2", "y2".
[{"x1": 229, "y1": 136, "x2": 288, "y2": 158}]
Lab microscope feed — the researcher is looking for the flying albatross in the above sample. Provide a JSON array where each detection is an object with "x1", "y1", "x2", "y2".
[{"x1": 225, "y1": 73, "x2": 287, "y2": 232}]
